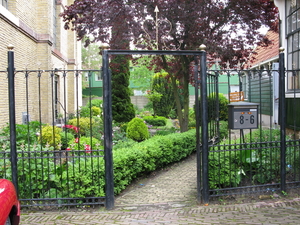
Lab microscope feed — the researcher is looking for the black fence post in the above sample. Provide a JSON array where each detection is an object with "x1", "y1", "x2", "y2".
[
  {"x1": 102, "y1": 49, "x2": 114, "y2": 210},
  {"x1": 7, "y1": 45, "x2": 18, "y2": 195},
  {"x1": 194, "y1": 55, "x2": 202, "y2": 203},
  {"x1": 279, "y1": 47, "x2": 286, "y2": 192},
  {"x1": 200, "y1": 44, "x2": 209, "y2": 204}
]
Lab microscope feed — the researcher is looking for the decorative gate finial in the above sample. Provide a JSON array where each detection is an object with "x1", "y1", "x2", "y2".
[
  {"x1": 7, "y1": 44, "x2": 14, "y2": 50},
  {"x1": 142, "y1": 6, "x2": 173, "y2": 50}
]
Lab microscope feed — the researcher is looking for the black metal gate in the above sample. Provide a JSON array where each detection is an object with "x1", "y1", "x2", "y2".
[
  {"x1": 196, "y1": 47, "x2": 300, "y2": 204},
  {"x1": 2, "y1": 48, "x2": 206, "y2": 210}
]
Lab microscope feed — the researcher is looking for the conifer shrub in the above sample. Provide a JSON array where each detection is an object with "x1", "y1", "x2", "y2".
[
  {"x1": 126, "y1": 117, "x2": 149, "y2": 142},
  {"x1": 111, "y1": 55, "x2": 135, "y2": 122},
  {"x1": 150, "y1": 72, "x2": 174, "y2": 117}
]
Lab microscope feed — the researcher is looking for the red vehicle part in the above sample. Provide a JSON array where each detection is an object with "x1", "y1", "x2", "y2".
[{"x1": 0, "y1": 179, "x2": 20, "y2": 225}]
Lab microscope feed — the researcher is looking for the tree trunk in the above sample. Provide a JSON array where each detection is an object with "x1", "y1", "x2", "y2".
[{"x1": 170, "y1": 72, "x2": 189, "y2": 133}]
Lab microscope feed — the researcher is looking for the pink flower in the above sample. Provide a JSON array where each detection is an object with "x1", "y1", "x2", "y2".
[
  {"x1": 66, "y1": 147, "x2": 71, "y2": 151},
  {"x1": 75, "y1": 138, "x2": 79, "y2": 143},
  {"x1": 73, "y1": 126, "x2": 79, "y2": 133},
  {"x1": 63, "y1": 125, "x2": 79, "y2": 133},
  {"x1": 85, "y1": 144, "x2": 91, "y2": 153}
]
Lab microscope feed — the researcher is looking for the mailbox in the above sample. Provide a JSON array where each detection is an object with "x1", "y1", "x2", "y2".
[{"x1": 228, "y1": 102, "x2": 259, "y2": 129}]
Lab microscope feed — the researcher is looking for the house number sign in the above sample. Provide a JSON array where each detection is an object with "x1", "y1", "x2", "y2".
[{"x1": 228, "y1": 102, "x2": 259, "y2": 129}]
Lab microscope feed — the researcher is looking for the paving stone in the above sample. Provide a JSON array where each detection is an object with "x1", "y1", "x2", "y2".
[{"x1": 20, "y1": 152, "x2": 300, "y2": 224}]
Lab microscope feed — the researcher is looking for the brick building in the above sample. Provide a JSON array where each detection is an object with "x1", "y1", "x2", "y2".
[{"x1": 0, "y1": 0, "x2": 81, "y2": 126}]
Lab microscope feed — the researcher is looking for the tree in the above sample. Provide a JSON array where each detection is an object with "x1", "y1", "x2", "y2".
[
  {"x1": 150, "y1": 72, "x2": 174, "y2": 117},
  {"x1": 111, "y1": 55, "x2": 135, "y2": 122},
  {"x1": 61, "y1": 0, "x2": 278, "y2": 132},
  {"x1": 109, "y1": 3, "x2": 136, "y2": 123},
  {"x1": 81, "y1": 39, "x2": 102, "y2": 70}
]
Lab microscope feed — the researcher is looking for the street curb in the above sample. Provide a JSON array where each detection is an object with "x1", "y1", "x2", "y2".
[{"x1": 114, "y1": 197, "x2": 300, "y2": 213}]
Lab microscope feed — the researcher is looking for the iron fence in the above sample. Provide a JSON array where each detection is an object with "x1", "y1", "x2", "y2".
[
  {"x1": 0, "y1": 49, "x2": 113, "y2": 209},
  {"x1": 196, "y1": 49, "x2": 300, "y2": 203},
  {"x1": 3, "y1": 47, "x2": 300, "y2": 208}
]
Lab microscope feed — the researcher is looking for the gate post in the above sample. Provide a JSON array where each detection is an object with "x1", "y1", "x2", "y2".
[
  {"x1": 200, "y1": 44, "x2": 209, "y2": 204},
  {"x1": 194, "y1": 55, "x2": 201, "y2": 203},
  {"x1": 279, "y1": 47, "x2": 286, "y2": 192},
  {"x1": 7, "y1": 45, "x2": 18, "y2": 194},
  {"x1": 102, "y1": 49, "x2": 114, "y2": 209}
]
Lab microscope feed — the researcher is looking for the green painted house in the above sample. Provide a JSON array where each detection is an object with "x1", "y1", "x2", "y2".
[{"x1": 82, "y1": 71, "x2": 103, "y2": 97}]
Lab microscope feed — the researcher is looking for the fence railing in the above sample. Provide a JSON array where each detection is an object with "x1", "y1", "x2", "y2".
[
  {"x1": 196, "y1": 49, "x2": 300, "y2": 203},
  {"x1": 0, "y1": 48, "x2": 115, "y2": 209},
  {"x1": 3, "y1": 47, "x2": 300, "y2": 208}
]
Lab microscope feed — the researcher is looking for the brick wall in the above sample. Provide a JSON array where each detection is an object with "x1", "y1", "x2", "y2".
[{"x1": 0, "y1": 1, "x2": 81, "y2": 127}]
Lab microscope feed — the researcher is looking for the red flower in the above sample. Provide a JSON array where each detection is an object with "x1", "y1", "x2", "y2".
[
  {"x1": 66, "y1": 147, "x2": 71, "y2": 151},
  {"x1": 63, "y1": 125, "x2": 79, "y2": 133},
  {"x1": 75, "y1": 138, "x2": 79, "y2": 143},
  {"x1": 85, "y1": 144, "x2": 91, "y2": 153},
  {"x1": 73, "y1": 126, "x2": 79, "y2": 133}
]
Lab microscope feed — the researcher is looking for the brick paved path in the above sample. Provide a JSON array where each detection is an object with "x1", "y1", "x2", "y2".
[
  {"x1": 20, "y1": 152, "x2": 300, "y2": 224},
  {"x1": 115, "y1": 151, "x2": 198, "y2": 207}
]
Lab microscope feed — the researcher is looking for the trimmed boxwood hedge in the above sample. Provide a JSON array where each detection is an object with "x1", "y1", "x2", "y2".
[
  {"x1": 14, "y1": 129, "x2": 197, "y2": 201},
  {"x1": 143, "y1": 115, "x2": 167, "y2": 126},
  {"x1": 113, "y1": 129, "x2": 196, "y2": 194}
]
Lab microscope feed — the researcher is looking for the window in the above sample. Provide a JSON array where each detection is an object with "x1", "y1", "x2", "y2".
[
  {"x1": 95, "y1": 71, "x2": 102, "y2": 81},
  {"x1": 1, "y1": 0, "x2": 8, "y2": 8},
  {"x1": 286, "y1": 0, "x2": 300, "y2": 90}
]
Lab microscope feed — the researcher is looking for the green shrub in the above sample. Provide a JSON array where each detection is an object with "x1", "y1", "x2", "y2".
[
  {"x1": 111, "y1": 55, "x2": 135, "y2": 123},
  {"x1": 84, "y1": 116, "x2": 103, "y2": 140},
  {"x1": 68, "y1": 136, "x2": 102, "y2": 152},
  {"x1": 150, "y1": 72, "x2": 174, "y2": 117},
  {"x1": 188, "y1": 108, "x2": 196, "y2": 128},
  {"x1": 14, "y1": 129, "x2": 197, "y2": 199},
  {"x1": 86, "y1": 99, "x2": 103, "y2": 108},
  {"x1": 196, "y1": 92, "x2": 229, "y2": 122},
  {"x1": 60, "y1": 132, "x2": 74, "y2": 150},
  {"x1": 155, "y1": 127, "x2": 177, "y2": 136},
  {"x1": 209, "y1": 139, "x2": 243, "y2": 189},
  {"x1": 168, "y1": 109, "x2": 177, "y2": 119},
  {"x1": 143, "y1": 101, "x2": 153, "y2": 111},
  {"x1": 58, "y1": 157, "x2": 105, "y2": 198},
  {"x1": 80, "y1": 99, "x2": 103, "y2": 118},
  {"x1": 80, "y1": 106, "x2": 101, "y2": 118},
  {"x1": 68, "y1": 117, "x2": 95, "y2": 135},
  {"x1": 143, "y1": 116, "x2": 167, "y2": 126},
  {"x1": 91, "y1": 106, "x2": 101, "y2": 116},
  {"x1": 0, "y1": 121, "x2": 42, "y2": 145},
  {"x1": 39, "y1": 125, "x2": 62, "y2": 149},
  {"x1": 119, "y1": 123, "x2": 128, "y2": 133},
  {"x1": 126, "y1": 117, "x2": 149, "y2": 142},
  {"x1": 113, "y1": 129, "x2": 196, "y2": 194},
  {"x1": 219, "y1": 121, "x2": 229, "y2": 140},
  {"x1": 14, "y1": 143, "x2": 105, "y2": 200},
  {"x1": 208, "y1": 128, "x2": 297, "y2": 189},
  {"x1": 214, "y1": 93, "x2": 229, "y2": 121}
]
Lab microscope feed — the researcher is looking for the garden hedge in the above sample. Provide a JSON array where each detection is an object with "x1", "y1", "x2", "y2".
[
  {"x1": 9, "y1": 129, "x2": 197, "y2": 202},
  {"x1": 113, "y1": 129, "x2": 196, "y2": 194}
]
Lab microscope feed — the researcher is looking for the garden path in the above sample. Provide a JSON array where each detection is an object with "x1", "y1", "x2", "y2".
[{"x1": 115, "y1": 151, "x2": 198, "y2": 210}]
